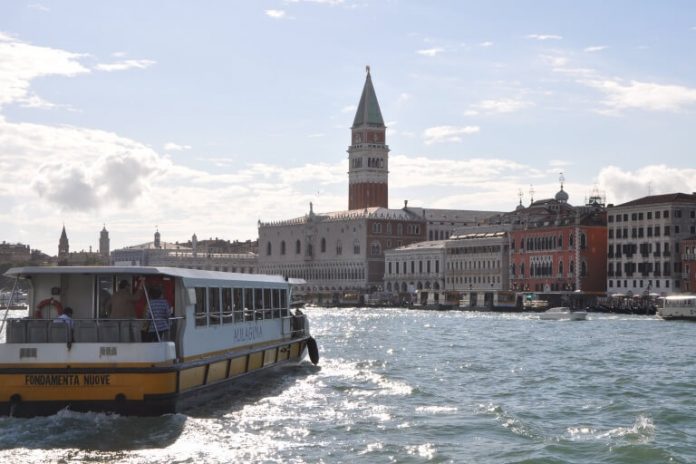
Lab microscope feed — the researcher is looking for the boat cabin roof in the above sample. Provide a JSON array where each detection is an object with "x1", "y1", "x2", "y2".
[{"x1": 5, "y1": 266, "x2": 293, "y2": 289}]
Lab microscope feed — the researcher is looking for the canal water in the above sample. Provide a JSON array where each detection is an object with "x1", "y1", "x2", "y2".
[{"x1": 1, "y1": 307, "x2": 695, "y2": 463}]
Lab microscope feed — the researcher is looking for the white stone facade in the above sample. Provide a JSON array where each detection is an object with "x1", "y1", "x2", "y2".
[{"x1": 607, "y1": 193, "x2": 696, "y2": 295}]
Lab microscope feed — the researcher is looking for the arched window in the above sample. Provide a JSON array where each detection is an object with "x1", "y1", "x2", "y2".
[
  {"x1": 558, "y1": 261, "x2": 563, "y2": 275},
  {"x1": 336, "y1": 240, "x2": 342, "y2": 255},
  {"x1": 266, "y1": 242, "x2": 272, "y2": 256},
  {"x1": 280, "y1": 241, "x2": 286, "y2": 255},
  {"x1": 321, "y1": 237, "x2": 326, "y2": 253},
  {"x1": 521, "y1": 263, "x2": 525, "y2": 276},
  {"x1": 371, "y1": 241, "x2": 381, "y2": 256},
  {"x1": 295, "y1": 239, "x2": 301, "y2": 254},
  {"x1": 353, "y1": 239, "x2": 360, "y2": 254},
  {"x1": 580, "y1": 233, "x2": 587, "y2": 249},
  {"x1": 307, "y1": 243, "x2": 313, "y2": 257},
  {"x1": 581, "y1": 261, "x2": 587, "y2": 277}
]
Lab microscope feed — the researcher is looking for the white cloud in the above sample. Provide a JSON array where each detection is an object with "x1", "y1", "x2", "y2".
[
  {"x1": 164, "y1": 142, "x2": 192, "y2": 151},
  {"x1": 422, "y1": 125, "x2": 480, "y2": 144},
  {"x1": 416, "y1": 47, "x2": 444, "y2": 57},
  {"x1": 597, "y1": 165, "x2": 696, "y2": 205},
  {"x1": 0, "y1": 33, "x2": 89, "y2": 108},
  {"x1": 583, "y1": 78, "x2": 696, "y2": 112},
  {"x1": 479, "y1": 41, "x2": 494, "y2": 47},
  {"x1": 472, "y1": 98, "x2": 531, "y2": 114},
  {"x1": 265, "y1": 9, "x2": 287, "y2": 19},
  {"x1": 397, "y1": 93, "x2": 411, "y2": 104},
  {"x1": 526, "y1": 34, "x2": 563, "y2": 41},
  {"x1": 94, "y1": 59, "x2": 156, "y2": 72},
  {"x1": 584, "y1": 45, "x2": 608, "y2": 53},
  {"x1": 28, "y1": 3, "x2": 50, "y2": 12}
]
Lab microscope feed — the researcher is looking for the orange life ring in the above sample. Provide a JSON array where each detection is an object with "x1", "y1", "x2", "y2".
[{"x1": 35, "y1": 298, "x2": 63, "y2": 319}]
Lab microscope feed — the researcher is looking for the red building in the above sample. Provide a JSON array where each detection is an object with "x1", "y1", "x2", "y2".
[
  {"x1": 682, "y1": 236, "x2": 696, "y2": 293},
  {"x1": 505, "y1": 187, "x2": 607, "y2": 295}
]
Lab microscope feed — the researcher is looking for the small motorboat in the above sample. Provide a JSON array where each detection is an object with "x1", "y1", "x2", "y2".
[{"x1": 539, "y1": 306, "x2": 587, "y2": 321}]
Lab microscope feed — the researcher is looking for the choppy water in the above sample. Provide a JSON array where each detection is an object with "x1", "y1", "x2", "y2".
[{"x1": 1, "y1": 308, "x2": 696, "y2": 463}]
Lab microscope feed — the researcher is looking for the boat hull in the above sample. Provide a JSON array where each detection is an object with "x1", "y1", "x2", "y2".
[{"x1": 0, "y1": 338, "x2": 309, "y2": 417}]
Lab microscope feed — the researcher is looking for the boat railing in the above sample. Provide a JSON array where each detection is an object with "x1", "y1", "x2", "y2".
[{"x1": 5, "y1": 317, "x2": 183, "y2": 344}]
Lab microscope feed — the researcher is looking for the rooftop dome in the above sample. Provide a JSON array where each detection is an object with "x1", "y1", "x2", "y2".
[{"x1": 555, "y1": 187, "x2": 569, "y2": 203}]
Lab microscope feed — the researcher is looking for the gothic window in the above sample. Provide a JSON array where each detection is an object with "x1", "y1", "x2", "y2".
[
  {"x1": 353, "y1": 239, "x2": 360, "y2": 255},
  {"x1": 280, "y1": 241, "x2": 286, "y2": 255},
  {"x1": 336, "y1": 240, "x2": 342, "y2": 255},
  {"x1": 569, "y1": 234, "x2": 574, "y2": 247},
  {"x1": 559, "y1": 261, "x2": 563, "y2": 275},
  {"x1": 580, "y1": 233, "x2": 587, "y2": 249},
  {"x1": 581, "y1": 261, "x2": 587, "y2": 277},
  {"x1": 321, "y1": 237, "x2": 326, "y2": 253},
  {"x1": 295, "y1": 240, "x2": 301, "y2": 255},
  {"x1": 266, "y1": 242, "x2": 272, "y2": 256},
  {"x1": 307, "y1": 244, "x2": 313, "y2": 257},
  {"x1": 371, "y1": 241, "x2": 381, "y2": 256}
]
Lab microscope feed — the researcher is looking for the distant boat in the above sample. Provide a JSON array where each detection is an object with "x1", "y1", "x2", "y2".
[
  {"x1": 539, "y1": 306, "x2": 587, "y2": 321},
  {"x1": 657, "y1": 295, "x2": 696, "y2": 320}
]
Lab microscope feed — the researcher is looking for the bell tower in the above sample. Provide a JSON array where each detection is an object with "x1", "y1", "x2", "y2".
[{"x1": 348, "y1": 66, "x2": 389, "y2": 210}]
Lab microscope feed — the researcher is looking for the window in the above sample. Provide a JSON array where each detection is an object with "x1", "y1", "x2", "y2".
[
  {"x1": 266, "y1": 242, "x2": 272, "y2": 256},
  {"x1": 372, "y1": 223, "x2": 382, "y2": 233},
  {"x1": 208, "y1": 288, "x2": 220, "y2": 325},
  {"x1": 321, "y1": 237, "x2": 326, "y2": 253},
  {"x1": 664, "y1": 210, "x2": 669, "y2": 218},
  {"x1": 353, "y1": 239, "x2": 360, "y2": 254},
  {"x1": 195, "y1": 287, "x2": 207, "y2": 327},
  {"x1": 222, "y1": 288, "x2": 233, "y2": 324},
  {"x1": 295, "y1": 240, "x2": 301, "y2": 254},
  {"x1": 647, "y1": 212, "x2": 652, "y2": 220},
  {"x1": 436, "y1": 260, "x2": 439, "y2": 273},
  {"x1": 336, "y1": 240, "x2": 342, "y2": 255},
  {"x1": 388, "y1": 262, "x2": 392, "y2": 274},
  {"x1": 370, "y1": 241, "x2": 381, "y2": 256},
  {"x1": 664, "y1": 226, "x2": 670, "y2": 236},
  {"x1": 397, "y1": 224, "x2": 403, "y2": 236},
  {"x1": 280, "y1": 241, "x2": 286, "y2": 255}
]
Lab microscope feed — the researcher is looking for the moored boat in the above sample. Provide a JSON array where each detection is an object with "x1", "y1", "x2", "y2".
[
  {"x1": 539, "y1": 306, "x2": 587, "y2": 321},
  {"x1": 657, "y1": 295, "x2": 696, "y2": 320},
  {"x1": 0, "y1": 266, "x2": 318, "y2": 417}
]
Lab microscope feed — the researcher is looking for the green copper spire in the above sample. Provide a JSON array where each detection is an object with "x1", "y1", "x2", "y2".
[{"x1": 352, "y1": 66, "x2": 385, "y2": 128}]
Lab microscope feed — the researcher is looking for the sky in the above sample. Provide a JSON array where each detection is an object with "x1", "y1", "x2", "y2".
[{"x1": 1, "y1": 1, "x2": 695, "y2": 255}]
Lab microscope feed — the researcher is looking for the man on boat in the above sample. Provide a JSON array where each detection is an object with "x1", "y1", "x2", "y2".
[
  {"x1": 53, "y1": 306, "x2": 74, "y2": 329},
  {"x1": 144, "y1": 286, "x2": 171, "y2": 342},
  {"x1": 106, "y1": 278, "x2": 144, "y2": 319}
]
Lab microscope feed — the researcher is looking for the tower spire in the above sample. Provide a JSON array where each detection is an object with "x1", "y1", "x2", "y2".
[{"x1": 348, "y1": 67, "x2": 389, "y2": 210}]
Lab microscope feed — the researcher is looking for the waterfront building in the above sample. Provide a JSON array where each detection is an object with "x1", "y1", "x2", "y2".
[
  {"x1": 383, "y1": 240, "x2": 446, "y2": 305},
  {"x1": 503, "y1": 183, "x2": 608, "y2": 296},
  {"x1": 111, "y1": 231, "x2": 257, "y2": 273},
  {"x1": 258, "y1": 68, "x2": 497, "y2": 302},
  {"x1": 681, "y1": 236, "x2": 696, "y2": 293},
  {"x1": 0, "y1": 241, "x2": 31, "y2": 264},
  {"x1": 607, "y1": 193, "x2": 696, "y2": 295},
  {"x1": 57, "y1": 225, "x2": 109, "y2": 266},
  {"x1": 99, "y1": 225, "x2": 110, "y2": 259},
  {"x1": 445, "y1": 225, "x2": 512, "y2": 308},
  {"x1": 259, "y1": 204, "x2": 427, "y2": 301}
]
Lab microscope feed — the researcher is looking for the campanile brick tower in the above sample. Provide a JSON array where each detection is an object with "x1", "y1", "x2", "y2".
[{"x1": 348, "y1": 66, "x2": 389, "y2": 210}]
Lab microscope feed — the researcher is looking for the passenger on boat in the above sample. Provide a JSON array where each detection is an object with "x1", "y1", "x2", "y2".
[
  {"x1": 106, "y1": 278, "x2": 144, "y2": 319},
  {"x1": 53, "y1": 306, "x2": 74, "y2": 329},
  {"x1": 144, "y1": 286, "x2": 171, "y2": 342}
]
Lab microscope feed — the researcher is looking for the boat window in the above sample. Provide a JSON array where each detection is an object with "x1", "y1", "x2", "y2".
[
  {"x1": 280, "y1": 289, "x2": 287, "y2": 309},
  {"x1": 209, "y1": 288, "x2": 221, "y2": 325},
  {"x1": 273, "y1": 289, "x2": 280, "y2": 309},
  {"x1": 255, "y1": 288, "x2": 263, "y2": 311},
  {"x1": 222, "y1": 288, "x2": 233, "y2": 324},
  {"x1": 195, "y1": 287, "x2": 207, "y2": 326},
  {"x1": 96, "y1": 275, "x2": 114, "y2": 318},
  {"x1": 264, "y1": 288, "x2": 272, "y2": 309},
  {"x1": 244, "y1": 288, "x2": 254, "y2": 310}
]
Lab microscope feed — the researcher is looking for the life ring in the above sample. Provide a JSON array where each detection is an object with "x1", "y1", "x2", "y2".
[{"x1": 35, "y1": 298, "x2": 63, "y2": 319}]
